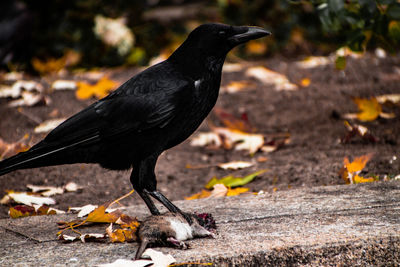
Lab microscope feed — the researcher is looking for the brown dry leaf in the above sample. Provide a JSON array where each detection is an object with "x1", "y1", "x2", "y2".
[
  {"x1": 0, "y1": 135, "x2": 30, "y2": 160},
  {"x1": 245, "y1": 66, "x2": 298, "y2": 91},
  {"x1": 76, "y1": 77, "x2": 118, "y2": 100},
  {"x1": 376, "y1": 94, "x2": 400, "y2": 106},
  {"x1": 213, "y1": 107, "x2": 256, "y2": 132},
  {"x1": 340, "y1": 153, "x2": 374, "y2": 184},
  {"x1": 341, "y1": 121, "x2": 378, "y2": 143},
  {"x1": 221, "y1": 80, "x2": 256, "y2": 94},
  {"x1": 9, "y1": 204, "x2": 65, "y2": 218}
]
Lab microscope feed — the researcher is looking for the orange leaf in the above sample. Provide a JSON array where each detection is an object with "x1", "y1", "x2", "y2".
[
  {"x1": 185, "y1": 189, "x2": 211, "y2": 200},
  {"x1": 344, "y1": 153, "x2": 373, "y2": 173},
  {"x1": 86, "y1": 205, "x2": 121, "y2": 223},
  {"x1": 226, "y1": 187, "x2": 249, "y2": 196},
  {"x1": 76, "y1": 77, "x2": 118, "y2": 100},
  {"x1": 106, "y1": 223, "x2": 137, "y2": 243},
  {"x1": 300, "y1": 78, "x2": 311, "y2": 87}
]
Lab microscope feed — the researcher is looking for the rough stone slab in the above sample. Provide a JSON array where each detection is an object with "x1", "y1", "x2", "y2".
[{"x1": 1, "y1": 181, "x2": 400, "y2": 266}]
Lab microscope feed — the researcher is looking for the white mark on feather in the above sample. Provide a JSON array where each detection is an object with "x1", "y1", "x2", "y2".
[
  {"x1": 194, "y1": 79, "x2": 202, "y2": 89},
  {"x1": 167, "y1": 217, "x2": 193, "y2": 241}
]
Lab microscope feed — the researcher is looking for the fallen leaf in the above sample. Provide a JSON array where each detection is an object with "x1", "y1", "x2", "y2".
[
  {"x1": 341, "y1": 121, "x2": 378, "y2": 143},
  {"x1": 32, "y1": 57, "x2": 66, "y2": 74},
  {"x1": 9, "y1": 204, "x2": 65, "y2": 218},
  {"x1": 27, "y1": 184, "x2": 64, "y2": 197},
  {"x1": 213, "y1": 107, "x2": 256, "y2": 132},
  {"x1": 106, "y1": 223, "x2": 137, "y2": 243},
  {"x1": 222, "y1": 63, "x2": 244, "y2": 73},
  {"x1": 96, "y1": 259, "x2": 152, "y2": 267},
  {"x1": 76, "y1": 77, "x2": 118, "y2": 100},
  {"x1": 185, "y1": 190, "x2": 212, "y2": 200},
  {"x1": 221, "y1": 80, "x2": 256, "y2": 93},
  {"x1": 0, "y1": 135, "x2": 30, "y2": 160},
  {"x1": 142, "y1": 248, "x2": 176, "y2": 267},
  {"x1": 64, "y1": 182, "x2": 82, "y2": 192},
  {"x1": 296, "y1": 56, "x2": 331, "y2": 69},
  {"x1": 226, "y1": 187, "x2": 249, "y2": 196},
  {"x1": 245, "y1": 66, "x2": 298, "y2": 91},
  {"x1": 34, "y1": 118, "x2": 66, "y2": 134},
  {"x1": 205, "y1": 170, "x2": 266, "y2": 189},
  {"x1": 335, "y1": 56, "x2": 346, "y2": 70},
  {"x1": 209, "y1": 184, "x2": 228, "y2": 198},
  {"x1": 69, "y1": 204, "x2": 98, "y2": 217},
  {"x1": 3, "y1": 191, "x2": 56, "y2": 206},
  {"x1": 86, "y1": 205, "x2": 121, "y2": 223},
  {"x1": 344, "y1": 97, "x2": 395, "y2": 121},
  {"x1": 52, "y1": 80, "x2": 77, "y2": 91},
  {"x1": 217, "y1": 161, "x2": 254, "y2": 170},
  {"x1": 300, "y1": 78, "x2": 311, "y2": 87},
  {"x1": 245, "y1": 40, "x2": 267, "y2": 55},
  {"x1": 339, "y1": 153, "x2": 374, "y2": 184},
  {"x1": 353, "y1": 174, "x2": 375, "y2": 184},
  {"x1": 8, "y1": 91, "x2": 48, "y2": 107},
  {"x1": 58, "y1": 233, "x2": 106, "y2": 243},
  {"x1": 376, "y1": 94, "x2": 400, "y2": 105}
]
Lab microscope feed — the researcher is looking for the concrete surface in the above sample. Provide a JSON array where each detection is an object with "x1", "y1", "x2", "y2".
[{"x1": 1, "y1": 181, "x2": 400, "y2": 266}]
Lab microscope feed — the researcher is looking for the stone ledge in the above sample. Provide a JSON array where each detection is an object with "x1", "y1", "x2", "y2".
[{"x1": 1, "y1": 181, "x2": 399, "y2": 266}]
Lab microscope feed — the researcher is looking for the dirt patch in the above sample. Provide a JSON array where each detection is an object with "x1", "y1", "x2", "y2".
[{"x1": 0, "y1": 55, "x2": 399, "y2": 218}]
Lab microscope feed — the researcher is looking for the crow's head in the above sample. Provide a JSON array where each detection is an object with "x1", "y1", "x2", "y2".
[{"x1": 169, "y1": 23, "x2": 270, "y2": 72}]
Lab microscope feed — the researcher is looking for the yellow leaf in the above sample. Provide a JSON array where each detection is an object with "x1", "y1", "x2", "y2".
[
  {"x1": 226, "y1": 187, "x2": 249, "y2": 196},
  {"x1": 32, "y1": 57, "x2": 66, "y2": 74},
  {"x1": 86, "y1": 205, "x2": 121, "y2": 223},
  {"x1": 352, "y1": 97, "x2": 382, "y2": 121},
  {"x1": 245, "y1": 40, "x2": 267, "y2": 55},
  {"x1": 300, "y1": 78, "x2": 311, "y2": 87},
  {"x1": 76, "y1": 77, "x2": 118, "y2": 100},
  {"x1": 353, "y1": 175, "x2": 375, "y2": 184},
  {"x1": 185, "y1": 189, "x2": 211, "y2": 200}
]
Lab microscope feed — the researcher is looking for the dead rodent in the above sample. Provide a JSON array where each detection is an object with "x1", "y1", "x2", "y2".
[{"x1": 135, "y1": 212, "x2": 216, "y2": 259}]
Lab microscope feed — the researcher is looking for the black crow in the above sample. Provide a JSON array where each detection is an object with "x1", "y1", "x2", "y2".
[{"x1": 0, "y1": 23, "x2": 270, "y2": 222}]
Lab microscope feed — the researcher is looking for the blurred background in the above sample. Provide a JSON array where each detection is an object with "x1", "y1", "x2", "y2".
[{"x1": 1, "y1": 0, "x2": 400, "y2": 71}]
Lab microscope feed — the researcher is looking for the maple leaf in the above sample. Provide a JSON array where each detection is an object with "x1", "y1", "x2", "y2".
[
  {"x1": 86, "y1": 205, "x2": 122, "y2": 223},
  {"x1": 205, "y1": 170, "x2": 266, "y2": 189},
  {"x1": 106, "y1": 223, "x2": 137, "y2": 243},
  {"x1": 76, "y1": 77, "x2": 118, "y2": 100},
  {"x1": 339, "y1": 153, "x2": 374, "y2": 184}
]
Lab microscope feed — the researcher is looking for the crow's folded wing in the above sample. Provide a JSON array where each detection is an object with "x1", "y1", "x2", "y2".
[{"x1": 43, "y1": 79, "x2": 192, "y2": 148}]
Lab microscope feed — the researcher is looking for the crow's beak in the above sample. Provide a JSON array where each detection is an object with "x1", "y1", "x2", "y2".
[{"x1": 228, "y1": 26, "x2": 271, "y2": 45}]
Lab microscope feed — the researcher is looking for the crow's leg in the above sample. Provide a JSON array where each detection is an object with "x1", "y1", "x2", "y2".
[
  {"x1": 146, "y1": 189, "x2": 192, "y2": 224},
  {"x1": 137, "y1": 190, "x2": 160, "y2": 215}
]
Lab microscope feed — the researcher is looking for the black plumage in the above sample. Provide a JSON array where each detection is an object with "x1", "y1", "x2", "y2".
[{"x1": 0, "y1": 23, "x2": 270, "y2": 221}]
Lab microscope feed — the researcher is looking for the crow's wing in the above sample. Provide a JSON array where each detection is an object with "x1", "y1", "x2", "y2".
[{"x1": 44, "y1": 78, "x2": 192, "y2": 147}]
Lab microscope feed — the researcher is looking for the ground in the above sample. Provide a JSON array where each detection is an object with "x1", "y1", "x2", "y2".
[{"x1": 0, "y1": 54, "x2": 399, "y2": 218}]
